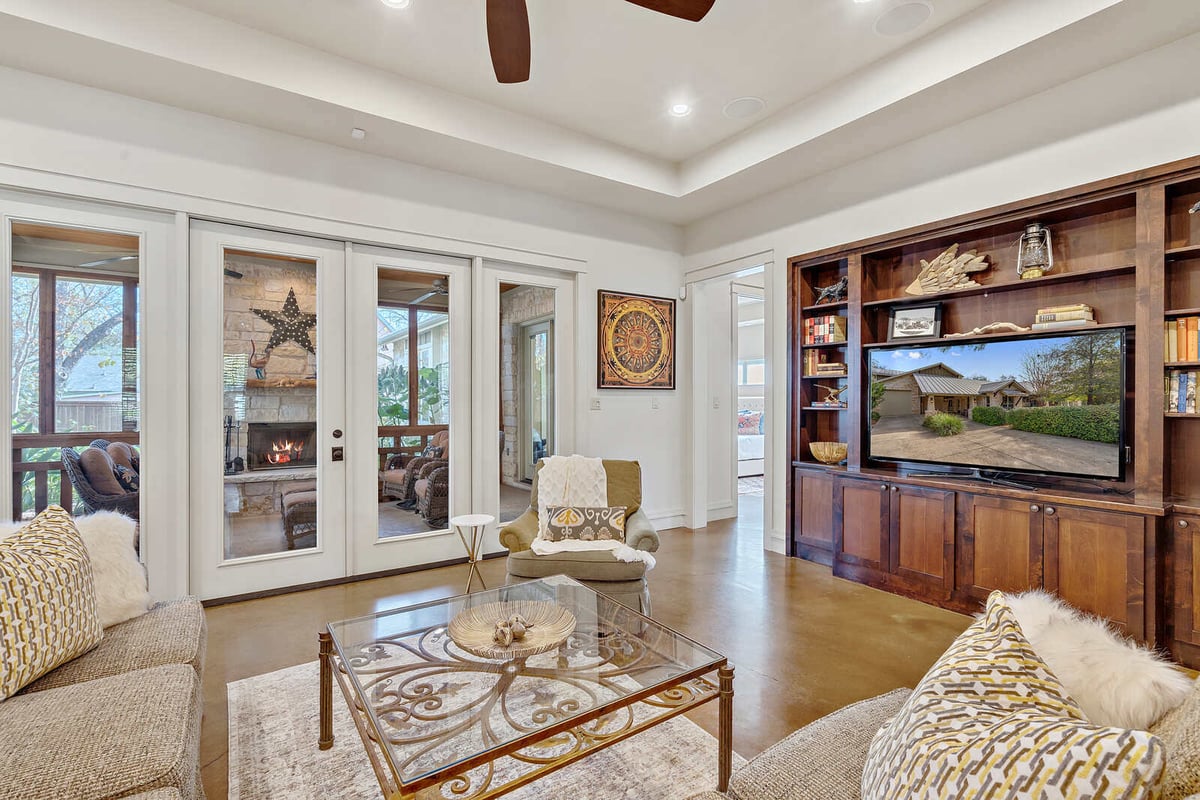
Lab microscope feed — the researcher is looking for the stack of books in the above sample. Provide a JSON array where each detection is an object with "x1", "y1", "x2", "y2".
[
  {"x1": 1031, "y1": 304, "x2": 1097, "y2": 331},
  {"x1": 1166, "y1": 316, "x2": 1200, "y2": 363},
  {"x1": 803, "y1": 350, "x2": 847, "y2": 377},
  {"x1": 804, "y1": 314, "x2": 847, "y2": 345},
  {"x1": 1167, "y1": 369, "x2": 1199, "y2": 414}
]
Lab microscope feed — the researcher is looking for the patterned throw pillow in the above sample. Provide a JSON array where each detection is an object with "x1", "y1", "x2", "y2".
[
  {"x1": 544, "y1": 506, "x2": 626, "y2": 543},
  {"x1": 114, "y1": 465, "x2": 140, "y2": 492},
  {"x1": 421, "y1": 444, "x2": 444, "y2": 459},
  {"x1": 737, "y1": 409, "x2": 763, "y2": 435},
  {"x1": 0, "y1": 505, "x2": 104, "y2": 699},
  {"x1": 862, "y1": 591, "x2": 1166, "y2": 800}
]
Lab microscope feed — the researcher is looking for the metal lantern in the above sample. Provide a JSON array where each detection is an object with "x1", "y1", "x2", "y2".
[{"x1": 1017, "y1": 222, "x2": 1053, "y2": 280}]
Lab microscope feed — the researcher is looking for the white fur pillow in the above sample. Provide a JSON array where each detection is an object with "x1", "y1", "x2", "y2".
[
  {"x1": 1006, "y1": 590, "x2": 1191, "y2": 730},
  {"x1": 1, "y1": 511, "x2": 150, "y2": 628}
]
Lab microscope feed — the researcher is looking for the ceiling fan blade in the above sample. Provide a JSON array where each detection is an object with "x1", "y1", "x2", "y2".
[
  {"x1": 624, "y1": 0, "x2": 715, "y2": 22},
  {"x1": 410, "y1": 290, "x2": 439, "y2": 304},
  {"x1": 486, "y1": 0, "x2": 531, "y2": 84},
  {"x1": 79, "y1": 254, "x2": 138, "y2": 268}
]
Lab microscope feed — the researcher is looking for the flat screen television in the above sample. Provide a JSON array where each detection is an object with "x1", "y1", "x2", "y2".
[{"x1": 866, "y1": 327, "x2": 1127, "y2": 482}]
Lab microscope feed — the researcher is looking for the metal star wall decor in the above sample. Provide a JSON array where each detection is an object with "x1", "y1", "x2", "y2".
[{"x1": 252, "y1": 288, "x2": 317, "y2": 354}]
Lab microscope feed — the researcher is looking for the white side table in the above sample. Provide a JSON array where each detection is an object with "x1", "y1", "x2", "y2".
[{"x1": 449, "y1": 513, "x2": 494, "y2": 593}]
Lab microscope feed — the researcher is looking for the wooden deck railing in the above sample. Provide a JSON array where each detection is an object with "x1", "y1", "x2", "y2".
[{"x1": 12, "y1": 432, "x2": 139, "y2": 519}]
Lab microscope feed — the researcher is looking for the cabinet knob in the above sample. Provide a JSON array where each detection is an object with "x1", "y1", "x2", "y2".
[
  {"x1": 1045, "y1": 506, "x2": 1055, "y2": 516},
  {"x1": 1030, "y1": 504, "x2": 1040, "y2": 513},
  {"x1": 1181, "y1": 519, "x2": 1191, "y2": 529},
  {"x1": 881, "y1": 484, "x2": 888, "y2": 491},
  {"x1": 892, "y1": 486, "x2": 899, "y2": 492}
]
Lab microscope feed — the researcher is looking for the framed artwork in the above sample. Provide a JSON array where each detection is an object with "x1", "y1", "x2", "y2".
[
  {"x1": 887, "y1": 303, "x2": 942, "y2": 341},
  {"x1": 597, "y1": 290, "x2": 676, "y2": 389}
]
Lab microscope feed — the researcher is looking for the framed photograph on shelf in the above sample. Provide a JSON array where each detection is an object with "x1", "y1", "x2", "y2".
[
  {"x1": 597, "y1": 290, "x2": 676, "y2": 389},
  {"x1": 887, "y1": 303, "x2": 942, "y2": 341}
]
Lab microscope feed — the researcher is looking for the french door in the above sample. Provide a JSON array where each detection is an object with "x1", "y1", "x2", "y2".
[{"x1": 189, "y1": 223, "x2": 348, "y2": 599}]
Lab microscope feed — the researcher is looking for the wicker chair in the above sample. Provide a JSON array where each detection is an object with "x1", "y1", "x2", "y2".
[
  {"x1": 392, "y1": 430, "x2": 449, "y2": 509},
  {"x1": 61, "y1": 447, "x2": 140, "y2": 519},
  {"x1": 280, "y1": 481, "x2": 317, "y2": 550},
  {"x1": 413, "y1": 462, "x2": 449, "y2": 528}
]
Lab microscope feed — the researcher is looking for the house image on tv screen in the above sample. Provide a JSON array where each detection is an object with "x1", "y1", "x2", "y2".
[{"x1": 873, "y1": 363, "x2": 1032, "y2": 418}]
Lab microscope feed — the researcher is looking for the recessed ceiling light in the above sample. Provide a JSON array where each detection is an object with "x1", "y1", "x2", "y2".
[
  {"x1": 669, "y1": 103, "x2": 693, "y2": 117},
  {"x1": 723, "y1": 97, "x2": 765, "y2": 120},
  {"x1": 874, "y1": 1, "x2": 932, "y2": 36},
  {"x1": 350, "y1": 128, "x2": 366, "y2": 140},
  {"x1": 380, "y1": 0, "x2": 411, "y2": 8}
]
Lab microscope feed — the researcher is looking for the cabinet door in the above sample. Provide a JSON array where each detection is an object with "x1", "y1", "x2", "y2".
[
  {"x1": 959, "y1": 494, "x2": 1042, "y2": 602},
  {"x1": 1043, "y1": 505, "x2": 1145, "y2": 639},
  {"x1": 1174, "y1": 516, "x2": 1200, "y2": 661},
  {"x1": 834, "y1": 477, "x2": 889, "y2": 571},
  {"x1": 794, "y1": 469, "x2": 835, "y2": 553},
  {"x1": 889, "y1": 485, "x2": 955, "y2": 594}
]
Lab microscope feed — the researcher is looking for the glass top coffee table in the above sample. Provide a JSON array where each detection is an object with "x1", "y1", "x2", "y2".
[{"x1": 318, "y1": 575, "x2": 733, "y2": 800}]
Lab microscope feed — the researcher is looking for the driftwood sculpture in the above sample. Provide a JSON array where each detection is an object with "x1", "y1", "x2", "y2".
[
  {"x1": 905, "y1": 244, "x2": 990, "y2": 296},
  {"x1": 943, "y1": 322, "x2": 1030, "y2": 338}
]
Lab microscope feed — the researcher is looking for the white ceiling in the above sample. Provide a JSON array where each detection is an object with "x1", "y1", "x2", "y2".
[{"x1": 0, "y1": 0, "x2": 1197, "y2": 225}]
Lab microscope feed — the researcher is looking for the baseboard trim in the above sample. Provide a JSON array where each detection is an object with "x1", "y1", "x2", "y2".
[
  {"x1": 646, "y1": 508, "x2": 686, "y2": 530},
  {"x1": 706, "y1": 501, "x2": 736, "y2": 522}
]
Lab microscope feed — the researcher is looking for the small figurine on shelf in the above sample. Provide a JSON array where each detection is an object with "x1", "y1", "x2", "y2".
[
  {"x1": 817, "y1": 385, "x2": 849, "y2": 407},
  {"x1": 814, "y1": 276, "x2": 848, "y2": 305}
]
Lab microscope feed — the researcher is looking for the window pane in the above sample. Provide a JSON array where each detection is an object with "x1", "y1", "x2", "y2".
[
  {"x1": 54, "y1": 277, "x2": 126, "y2": 433},
  {"x1": 11, "y1": 273, "x2": 39, "y2": 434},
  {"x1": 746, "y1": 362, "x2": 765, "y2": 385},
  {"x1": 417, "y1": 309, "x2": 450, "y2": 424},
  {"x1": 377, "y1": 306, "x2": 409, "y2": 426}
]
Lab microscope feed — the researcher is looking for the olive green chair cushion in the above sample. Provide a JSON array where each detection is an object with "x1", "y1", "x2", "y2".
[
  {"x1": 529, "y1": 459, "x2": 642, "y2": 516},
  {"x1": 506, "y1": 547, "x2": 647, "y2": 582}
]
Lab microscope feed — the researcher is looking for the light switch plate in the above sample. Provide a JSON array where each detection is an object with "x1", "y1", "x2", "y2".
[{"x1": 590, "y1": 398, "x2": 602, "y2": 411}]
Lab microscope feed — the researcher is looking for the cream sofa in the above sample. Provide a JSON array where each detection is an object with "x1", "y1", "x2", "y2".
[
  {"x1": 687, "y1": 687, "x2": 1200, "y2": 800},
  {"x1": 0, "y1": 598, "x2": 208, "y2": 800}
]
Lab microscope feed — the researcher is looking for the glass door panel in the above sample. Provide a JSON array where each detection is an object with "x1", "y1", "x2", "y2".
[
  {"x1": 522, "y1": 321, "x2": 554, "y2": 481},
  {"x1": 190, "y1": 222, "x2": 347, "y2": 600}
]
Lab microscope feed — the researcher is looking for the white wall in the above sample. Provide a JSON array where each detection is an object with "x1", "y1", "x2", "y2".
[
  {"x1": 702, "y1": 278, "x2": 736, "y2": 520},
  {"x1": 683, "y1": 31, "x2": 1200, "y2": 551},
  {"x1": 0, "y1": 67, "x2": 691, "y2": 536}
]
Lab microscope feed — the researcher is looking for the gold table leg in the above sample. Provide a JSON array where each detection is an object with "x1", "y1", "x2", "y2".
[
  {"x1": 455, "y1": 523, "x2": 488, "y2": 594},
  {"x1": 319, "y1": 630, "x2": 334, "y2": 750},
  {"x1": 717, "y1": 665, "x2": 735, "y2": 793}
]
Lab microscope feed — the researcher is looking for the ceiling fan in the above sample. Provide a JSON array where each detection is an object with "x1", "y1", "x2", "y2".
[
  {"x1": 398, "y1": 277, "x2": 449, "y2": 304},
  {"x1": 486, "y1": 0, "x2": 716, "y2": 83}
]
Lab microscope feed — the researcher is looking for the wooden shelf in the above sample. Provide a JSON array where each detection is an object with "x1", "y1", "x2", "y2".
[
  {"x1": 801, "y1": 406, "x2": 848, "y2": 412},
  {"x1": 863, "y1": 321, "x2": 1132, "y2": 350},
  {"x1": 1166, "y1": 413, "x2": 1200, "y2": 418},
  {"x1": 861, "y1": 262, "x2": 1135, "y2": 309},
  {"x1": 1166, "y1": 308, "x2": 1200, "y2": 317},
  {"x1": 1166, "y1": 361, "x2": 1200, "y2": 368},
  {"x1": 801, "y1": 374, "x2": 848, "y2": 380},
  {"x1": 1166, "y1": 244, "x2": 1200, "y2": 260},
  {"x1": 801, "y1": 341, "x2": 847, "y2": 349},
  {"x1": 801, "y1": 300, "x2": 848, "y2": 313}
]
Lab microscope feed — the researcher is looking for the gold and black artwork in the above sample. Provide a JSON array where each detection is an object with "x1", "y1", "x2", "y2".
[{"x1": 597, "y1": 290, "x2": 675, "y2": 389}]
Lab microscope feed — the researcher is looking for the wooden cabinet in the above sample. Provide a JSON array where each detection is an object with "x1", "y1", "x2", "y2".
[
  {"x1": 792, "y1": 468, "x2": 834, "y2": 563},
  {"x1": 1172, "y1": 515, "x2": 1200, "y2": 664},
  {"x1": 959, "y1": 493, "x2": 1147, "y2": 638},
  {"x1": 833, "y1": 476, "x2": 954, "y2": 596}
]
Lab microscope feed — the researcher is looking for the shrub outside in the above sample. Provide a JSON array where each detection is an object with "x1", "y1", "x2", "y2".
[
  {"x1": 923, "y1": 412, "x2": 965, "y2": 437},
  {"x1": 1005, "y1": 404, "x2": 1119, "y2": 444},
  {"x1": 971, "y1": 406, "x2": 1009, "y2": 426}
]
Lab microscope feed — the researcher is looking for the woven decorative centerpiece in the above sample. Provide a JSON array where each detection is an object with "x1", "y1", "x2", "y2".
[
  {"x1": 448, "y1": 600, "x2": 576, "y2": 660},
  {"x1": 809, "y1": 442, "x2": 848, "y2": 465}
]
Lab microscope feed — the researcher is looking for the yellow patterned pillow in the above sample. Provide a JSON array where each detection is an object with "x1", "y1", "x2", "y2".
[
  {"x1": 862, "y1": 591, "x2": 1165, "y2": 799},
  {"x1": 0, "y1": 505, "x2": 103, "y2": 699}
]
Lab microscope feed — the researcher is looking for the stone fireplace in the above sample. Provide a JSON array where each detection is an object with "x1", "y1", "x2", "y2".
[{"x1": 246, "y1": 421, "x2": 317, "y2": 471}]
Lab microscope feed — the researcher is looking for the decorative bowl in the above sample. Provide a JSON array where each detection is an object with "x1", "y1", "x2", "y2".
[
  {"x1": 448, "y1": 600, "x2": 576, "y2": 661},
  {"x1": 809, "y1": 442, "x2": 848, "y2": 465}
]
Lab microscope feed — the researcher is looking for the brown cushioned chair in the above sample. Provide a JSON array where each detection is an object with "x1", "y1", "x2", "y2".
[
  {"x1": 500, "y1": 459, "x2": 658, "y2": 614},
  {"x1": 382, "y1": 430, "x2": 449, "y2": 505},
  {"x1": 280, "y1": 481, "x2": 317, "y2": 549}
]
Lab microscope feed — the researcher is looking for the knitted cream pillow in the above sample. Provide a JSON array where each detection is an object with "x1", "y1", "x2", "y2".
[
  {"x1": 862, "y1": 591, "x2": 1166, "y2": 799},
  {"x1": 0, "y1": 505, "x2": 103, "y2": 699}
]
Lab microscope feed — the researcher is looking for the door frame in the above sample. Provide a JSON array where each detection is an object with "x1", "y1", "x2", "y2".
[
  {"x1": 346, "y1": 244, "x2": 472, "y2": 576},
  {"x1": 188, "y1": 221, "x2": 349, "y2": 600},
  {"x1": 0, "y1": 192, "x2": 184, "y2": 599},
  {"x1": 477, "y1": 263, "x2": 577, "y2": 547}
]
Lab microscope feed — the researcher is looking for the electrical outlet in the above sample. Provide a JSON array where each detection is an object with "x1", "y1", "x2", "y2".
[
  {"x1": 590, "y1": 398, "x2": 602, "y2": 411},
  {"x1": 651, "y1": 397, "x2": 660, "y2": 410},
  {"x1": 712, "y1": 396, "x2": 720, "y2": 409}
]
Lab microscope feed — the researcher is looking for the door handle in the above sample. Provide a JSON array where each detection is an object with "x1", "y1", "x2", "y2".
[{"x1": 331, "y1": 446, "x2": 344, "y2": 462}]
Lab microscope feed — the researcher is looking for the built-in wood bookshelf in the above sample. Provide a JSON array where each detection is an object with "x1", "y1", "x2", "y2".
[{"x1": 787, "y1": 154, "x2": 1200, "y2": 667}]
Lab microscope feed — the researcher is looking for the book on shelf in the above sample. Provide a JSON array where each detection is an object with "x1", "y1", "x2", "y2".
[
  {"x1": 1167, "y1": 370, "x2": 1200, "y2": 414},
  {"x1": 1034, "y1": 310, "x2": 1094, "y2": 323},
  {"x1": 803, "y1": 314, "x2": 847, "y2": 345},
  {"x1": 1030, "y1": 319, "x2": 1099, "y2": 331},
  {"x1": 803, "y1": 350, "x2": 847, "y2": 376},
  {"x1": 1036, "y1": 303, "x2": 1092, "y2": 315},
  {"x1": 1166, "y1": 316, "x2": 1200, "y2": 363}
]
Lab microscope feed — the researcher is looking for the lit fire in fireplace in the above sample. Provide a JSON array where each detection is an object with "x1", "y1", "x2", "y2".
[{"x1": 266, "y1": 438, "x2": 306, "y2": 465}]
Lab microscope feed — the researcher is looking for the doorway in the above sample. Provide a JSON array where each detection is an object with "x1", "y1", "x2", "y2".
[{"x1": 733, "y1": 285, "x2": 766, "y2": 533}]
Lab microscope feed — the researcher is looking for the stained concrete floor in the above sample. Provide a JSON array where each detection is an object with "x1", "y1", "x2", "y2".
[{"x1": 199, "y1": 512, "x2": 971, "y2": 799}]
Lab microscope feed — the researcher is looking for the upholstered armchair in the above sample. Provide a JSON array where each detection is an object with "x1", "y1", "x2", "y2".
[
  {"x1": 381, "y1": 429, "x2": 449, "y2": 506},
  {"x1": 500, "y1": 459, "x2": 658, "y2": 614}
]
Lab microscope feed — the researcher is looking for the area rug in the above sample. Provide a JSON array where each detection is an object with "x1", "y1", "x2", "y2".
[
  {"x1": 228, "y1": 661, "x2": 744, "y2": 800},
  {"x1": 737, "y1": 476, "x2": 764, "y2": 496}
]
